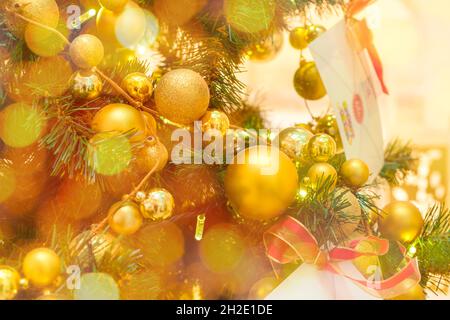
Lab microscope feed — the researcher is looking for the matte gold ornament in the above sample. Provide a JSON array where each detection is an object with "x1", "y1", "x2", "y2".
[
  {"x1": 352, "y1": 239, "x2": 381, "y2": 278},
  {"x1": 136, "y1": 139, "x2": 169, "y2": 173},
  {"x1": 278, "y1": 127, "x2": 313, "y2": 162},
  {"x1": 0, "y1": 266, "x2": 21, "y2": 300},
  {"x1": 108, "y1": 201, "x2": 143, "y2": 235},
  {"x1": 293, "y1": 61, "x2": 327, "y2": 100},
  {"x1": 336, "y1": 188, "x2": 362, "y2": 239},
  {"x1": 289, "y1": 27, "x2": 308, "y2": 50},
  {"x1": 224, "y1": 146, "x2": 299, "y2": 221},
  {"x1": 24, "y1": 22, "x2": 68, "y2": 57},
  {"x1": 69, "y1": 34, "x2": 105, "y2": 70},
  {"x1": 155, "y1": 69, "x2": 210, "y2": 125},
  {"x1": 390, "y1": 284, "x2": 426, "y2": 300},
  {"x1": 340, "y1": 159, "x2": 370, "y2": 188},
  {"x1": 99, "y1": 0, "x2": 128, "y2": 12},
  {"x1": 247, "y1": 31, "x2": 283, "y2": 61},
  {"x1": 306, "y1": 25, "x2": 326, "y2": 43},
  {"x1": 121, "y1": 72, "x2": 153, "y2": 103},
  {"x1": 70, "y1": 70, "x2": 103, "y2": 100},
  {"x1": 200, "y1": 110, "x2": 230, "y2": 135},
  {"x1": 308, "y1": 133, "x2": 337, "y2": 162},
  {"x1": 139, "y1": 188, "x2": 175, "y2": 221},
  {"x1": 307, "y1": 162, "x2": 337, "y2": 192},
  {"x1": 315, "y1": 114, "x2": 344, "y2": 153},
  {"x1": 142, "y1": 112, "x2": 157, "y2": 136},
  {"x1": 22, "y1": 248, "x2": 61, "y2": 287},
  {"x1": 378, "y1": 201, "x2": 424, "y2": 243},
  {"x1": 91, "y1": 103, "x2": 146, "y2": 142}
]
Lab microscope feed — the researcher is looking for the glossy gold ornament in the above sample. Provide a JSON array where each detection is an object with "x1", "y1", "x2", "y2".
[
  {"x1": 22, "y1": 248, "x2": 61, "y2": 287},
  {"x1": 352, "y1": 239, "x2": 381, "y2": 278},
  {"x1": 24, "y1": 22, "x2": 68, "y2": 57},
  {"x1": 139, "y1": 188, "x2": 175, "y2": 221},
  {"x1": 306, "y1": 25, "x2": 326, "y2": 43},
  {"x1": 278, "y1": 127, "x2": 313, "y2": 162},
  {"x1": 247, "y1": 31, "x2": 283, "y2": 61},
  {"x1": 0, "y1": 266, "x2": 21, "y2": 300},
  {"x1": 315, "y1": 114, "x2": 343, "y2": 153},
  {"x1": 121, "y1": 72, "x2": 153, "y2": 103},
  {"x1": 200, "y1": 110, "x2": 230, "y2": 135},
  {"x1": 336, "y1": 188, "x2": 362, "y2": 239},
  {"x1": 248, "y1": 277, "x2": 279, "y2": 299},
  {"x1": 108, "y1": 201, "x2": 143, "y2": 235},
  {"x1": 341, "y1": 159, "x2": 370, "y2": 188},
  {"x1": 91, "y1": 103, "x2": 146, "y2": 142},
  {"x1": 69, "y1": 34, "x2": 105, "y2": 70},
  {"x1": 391, "y1": 284, "x2": 426, "y2": 300},
  {"x1": 289, "y1": 27, "x2": 308, "y2": 50},
  {"x1": 99, "y1": 0, "x2": 128, "y2": 12},
  {"x1": 70, "y1": 70, "x2": 103, "y2": 100},
  {"x1": 307, "y1": 162, "x2": 337, "y2": 192},
  {"x1": 308, "y1": 133, "x2": 336, "y2": 162},
  {"x1": 136, "y1": 139, "x2": 169, "y2": 173},
  {"x1": 155, "y1": 69, "x2": 210, "y2": 125},
  {"x1": 224, "y1": 146, "x2": 299, "y2": 221},
  {"x1": 293, "y1": 61, "x2": 327, "y2": 100},
  {"x1": 378, "y1": 201, "x2": 424, "y2": 243}
]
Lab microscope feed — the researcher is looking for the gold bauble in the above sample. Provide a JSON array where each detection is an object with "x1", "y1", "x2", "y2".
[
  {"x1": 308, "y1": 133, "x2": 337, "y2": 162},
  {"x1": 391, "y1": 284, "x2": 426, "y2": 300},
  {"x1": 200, "y1": 110, "x2": 230, "y2": 136},
  {"x1": 336, "y1": 188, "x2": 362, "y2": 239},
  {"x1": 247, "y1": 31, "x2": 283, "y2": 61},
  {"x1": 0, "y1": 266, "x2": 20, "y2": 300},
  {"x1": 96, "y1": 7, "x2": 122, "y2": 48},
  {"x1": 293, "y1": 61, "x2": 327, "y2": 100},
  {"x1": 70, "y1": 70, "x2": 103, "y2": 100},
  {"x1": 378, "y1": 201, "x2": 424, "y2": 243},
  {"x1": 224, "y1": 146, "x2": 299, "y2": 221},
  {"x1": 248, "y1": 277, "x2": 279, "y2": 299},
  {"x1": 341, "y1": 159, "x2": 370, "y2": 188},
  {"x1": 69, "y1": 231, "x2": 117, "y2": 268},
  {"x1": 108, "y1": 201, "x2": 143, "y2": 235},
  {"x1": 121, "y1": 72, "x2": 153, "y2": 103},
  {"x1": 5, "y1": 0, "x2": 59, "y2": 37},
  {"x1": 22, "y1": 248, "x2": 61, "y2": 287},
  {"x1": 139, "y1": 188, "x2": 175, "y2": 221},
  {"x1": 278, "y1": 127, "x2": 313, "y2": 162},
  {"x1": 99, "y1": 0, "x2": 128, "y2": 12},
  {"x1": 74, "y1": 273, "x2": 120, "y2": 300},
  {"x1": 136, "y1": 139, "x2": 168, "y2": 173},
  {"x1": 36, "y1": 293, "x2": 71, "y2": 300},
  {"x1": 315, "y1": 114, "x2": 343, "y2": 153},
  {"x1": 307, "y1": 162, "x2": 337, "y2": 192},
  {"x1": 142, "y1": 112, "x2": 157, "y2": 136},
  {"x1": 69, "y1": 34, "x2": 105, "y2": 70},
  {"x1": 352, "y1": 239, "x2": 381, "y2": 278},
  {"x1": 289, "y1": 27, "x2": 308, "y2": 50},
  {"x1": 306, "y1": 25, "x2": 326, "y2": 43},
  {"x1": 91, "y1": 103, "x2": 146, "y2": 142},
  {"x1": 24, "y1": 21, "x2": 69, "y2": 57},
  {"x1": 155, "y1": 69, "x2": 210, "y2": 125}
]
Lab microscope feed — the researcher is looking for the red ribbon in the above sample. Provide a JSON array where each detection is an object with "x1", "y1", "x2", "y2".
[{"x1": 264, "y1": 216, "x2": 421, "y2": 299}]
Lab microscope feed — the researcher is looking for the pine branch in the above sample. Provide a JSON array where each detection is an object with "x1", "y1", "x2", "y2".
[{"x1": 380, "y1": 139, "x2": 417, "y2": 185}]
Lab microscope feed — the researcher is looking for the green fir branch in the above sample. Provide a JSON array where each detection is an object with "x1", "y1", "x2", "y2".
[{"x1": 380, "y1": 139, "x2": 418, "y2": 185}]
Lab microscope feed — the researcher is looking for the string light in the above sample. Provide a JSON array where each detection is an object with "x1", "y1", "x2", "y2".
[
  {"x1": 195, "y1": 214, "x2": 206, "y2": 241},
  {"x1": 71, "y1": 9, "x2": 97, "y2": 29}
]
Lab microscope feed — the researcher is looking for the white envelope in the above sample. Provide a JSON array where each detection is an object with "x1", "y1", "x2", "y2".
[{"x1": 309, "y1": 20, "x2": 385, "y2": 181}]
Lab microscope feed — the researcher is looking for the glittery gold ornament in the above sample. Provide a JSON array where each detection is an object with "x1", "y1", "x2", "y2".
[
  {"x1": 308, "y1": 133, "x2": 336, "y2": 162},
  {"x1": 136, "y1": 139, "x2": 168, "y2": 173},
  {"x1": 22, "y1": 248, "x2": 61, "y2": 287},
  {"x1": 378, "y1": 201, "x2": 424, "y2": 243},
  {"x1": 99, "y1": 0, "x2": 128, "y2": 12},
  {"x1": 108, "y1": 201, "x2": 143, "y2": 235},
  {"x1": 69, "y1": 34, "x2": 105, "y2": 70},
  {"x1": 70, "y1": 70, "x2": 103, "y2": 100},
  {"x1": 247, "y1": 31, "x2": 283, "y2": 61},
  {"x1": 200, "y1": 110, "x2": 230, "y2": 135},
  {"x1": 5, "y1": 0, "x2": 59, "y2": 37},
  {"x1": 121, "y1": 72, "x2": 153, "y2": 103},
  {"x1": 278, "y1": 127, "x2": 313, "y2": 162},
  {"x1": 307, "y1": 162, "x2": 337, "y2": 192},
  {"x1": 293, "y1": 61, "x2": 327, "y2": 100},
  {"x1": 289, "y1": 27, "x2": 308, "y2": 50},
  {"x1": 390, "y1": 284, "x2": 425, "y2": 300},
  {"x1": 340, "y1": 159, "x2": 370, "y2": 188},
  {"x1": 306, "y1": 25, "x2": 326, "y2": 43},
  {"x1": 224, "y1": 146, "x2": 299, "y2": 221},
  {"x1": 91, "y1": 103, "x2": 146, "y2": 142},
  {"x1": 139, "y1": 188, "x2": 175, "y2": 221},
  {"x1": 315, "y1": 114, "x2": 343, "y2": 153},
  {"x1": 155, "y1": 69, "x2": 210, "y2": 125},
  {"x1": 0, "y1": 266, "x2": 20, "y2": 300}
]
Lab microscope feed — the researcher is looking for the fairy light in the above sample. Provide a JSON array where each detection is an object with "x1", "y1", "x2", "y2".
[
  {"x1": 195, "y1": 214, "x2": 206, "y2": 241},
  {"x1": 71, "y1": 9, "x2": 97, "y2": 29},
  {"x1": 408, "y1": 245, "x2": 417, "y2": 257}
]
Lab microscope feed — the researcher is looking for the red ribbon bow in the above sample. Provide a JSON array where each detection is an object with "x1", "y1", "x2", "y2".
[{"x1": 264, "y1": 216, "x2": 421, "y2": 299}]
